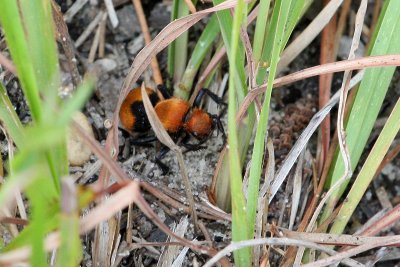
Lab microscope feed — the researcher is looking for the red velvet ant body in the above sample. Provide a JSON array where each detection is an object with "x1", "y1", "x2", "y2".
[{"x1": 119, "y1": 86, "x2": 226, "y2": 173}]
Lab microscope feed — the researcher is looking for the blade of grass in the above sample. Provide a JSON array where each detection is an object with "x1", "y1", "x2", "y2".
[
  {"x1": 58, "y1": 78, "x2": 95, "y2": 125},
  {"x1": 227, "y1": 0, "x2": 251, "y2": 265},
  {"x1": 0, "y1": 1, "x2": 44, "y2": 122},
  {"x1": 176, "y1": 15, "x2": 220, "y2": 99},
  {"x1": 255, "y1": 0, "x2": 309, "y2": 84},
  {"x1": 246, "y1": 0, "x2": 292, "y2": 240},
  {"x1": 212, "y1": 0, "x2": 247, "y2": 98},
  {"x1": 0, "y1": 83, "x2": 24, "y2": 147},
  {"x1": 211, "y1": 0, "x2": 255, "y2": 213},
  {"x1": 322, "y1": 0, "x2": 400, "y2": 221},
  {"x1": 168, "y1": 0, "x2": 195, "y2": 89},
  {"x1": 19, "y1": 0, "x2": 60, "y2": 110},
  {"x1": 252, "y1": 0, "x2": 271, "y2": 65},
  {"x1": 329, "y1": 97, "x2": 400, "y2": 235},
  {"x1": 58, "y1": 178, "x2": 82, "y2": 267}
]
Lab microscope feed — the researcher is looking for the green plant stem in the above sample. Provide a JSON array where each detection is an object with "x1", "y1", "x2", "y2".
[
  {"x1": 227, "y1": 0, "x2": 252, "y2": 265},
  {"x1": 246, "y1": 0, "x2": 292, "y2": 239},
  {"x1": 176, "y1": 15, "x2": 220, "y2": 99},
  {"x1": 252, "y1": 0, "x2": 271, "y2": 64},
  {"x1": 255, "y1": 0, "x2": 308, "y2": 85}
]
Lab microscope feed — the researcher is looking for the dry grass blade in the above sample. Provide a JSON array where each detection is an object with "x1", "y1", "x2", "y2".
[
  {"x1": 131, "y1": 0, "x2": 163, "y2": 85},
  {"x1": 238, "y1": 55, "x2": 400, "y2": 124},
  {"x1": 318, "y1": 0, "x2": 337, "y2": 169},
  {"x1": 104, "y1": 0, "x2": 119, "y2": 28},
  {"x1": 184, "y1": 0, "x2": 197, "y2": 14},
  {"x1": 75, "y1": 11, "x2": 105, "y2": 48},
  {"x1": 0, "y1": 52, "x2": 17, "y2": 75},
  {"x1": 88, "y1": 14, "x2": 106, "y2": 63},
  {"x1": 72, "y1": 121, "x2": 128, "y2": 184},
  {"x1": 141, "y1": 181, "x2": 231, "y2": 221},
  {"x1": 359, "y1": 203, "x2": 400, "y2": 236},
  {"x1": 276, "y1": 227, "x2": 398, "y2": 247},
  {"x1": 289, "y1": 150, "x2": 304, "y2": 230},
  {"x1": 51, "y1": 0, "x2": 81, "y2": 87},
  {"x1": 253, "y1": 138, "x2": 274, "y2": 267},
  {"x1": 64, "y1": 0, "x2": 88, "y2": 23},
  {"x1": 336, "y1": 0, "x2": 368, "y2": 186},
  {"x1": 203, "y1": 237, "x2": 363, "y2": 267},
  {"x1": 302, "y1": 235, "x2": 400, "y2": 267},
  {"x1": 140, "y1": 84, "x2": 198, "y2": 228},
  {"x1": 140, "y1": 84, "x2": 176, "y2": 148},
  {"x1": 157, "y1": 216, "x2": 189, "y2": 267},
  {"x1": 354, "y1": 209, "x2": 387, "y2": 236}
]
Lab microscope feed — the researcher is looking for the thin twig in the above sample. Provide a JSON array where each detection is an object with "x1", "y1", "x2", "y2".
[
  {"x1": 98, "y1": 12, "x2": 108, "y2": 58},
  {"x1": 184, "y1": 0, "x2": 197, "y2": 14},
  {"x1": 64, "y1": 0, "x2": 88, "y2": 23},
  {"x1": 0, "y1": 52, "x2": 17, "y2": 75},
  {"x1": 52, "y1": 0, "x2": 82, "y2": 87},
  {"x1": 203, "y1": 237, "x2": 363, "y2": 267},
  {"x1": 88, "y1": 15, "x2": 104, "y2": 63},
  {"x1": 104, "y1": 0, "x2": 119, "y2": 28},
  {"x1": 75, "y1": 11, "x2": 105, "y2": 48},
  {"x1": 131, "y1": 0, "x2": 163, "y2": 85},
  {"x1": 302, "y1": 235, "x2": 400, "y2": 267}
]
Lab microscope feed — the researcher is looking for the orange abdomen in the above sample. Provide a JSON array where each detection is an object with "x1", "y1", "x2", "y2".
[
  {"x1": 119, "y1": 87, "x2": 159, "y2": 132},
  {"x1": 154, "y1": 98, "x2": 190, "y2": 133}
]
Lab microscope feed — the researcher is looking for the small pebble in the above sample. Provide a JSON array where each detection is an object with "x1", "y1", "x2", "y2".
[{"x1": 67, "y1": 112, "x2": 95, "y2": 166}]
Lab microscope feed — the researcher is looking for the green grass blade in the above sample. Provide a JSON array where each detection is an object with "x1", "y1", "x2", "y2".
[
  {"x1": 0, "y1": 1, "x2": 43, "y2": 122},
  {"x1": 58, "y1": 214, "x2": 81, "y2": 267},
  {"x1": 227, "y1": 0, "x2": 251, "y2": 265},
  {"x1": 58, "y1": 179, "x2": 82, "y2": 267},
  {"x1": 0, "y1": 83, "x2": 24, "y2": 147},
  {"x1": 2, "y1": 171, "x2": 59, "y2": 252},
  {"x1": 255, "y1": 0, "x2": 307, "y2": 85},
  {"x1": 211, "y1": 0, "x2": 256, "y2": 214},
  {"x1": 329, "y1": 97, "x2": 400, "y2": 235},
  {"x1": 168, "y1": 0, "x2": 197, "y2": 89},
  {"x1": 19, "y1": 0, "x2": 60, "y2": 105},
  {"x1": 322, "y1": 0, "x2": 400, "y2": 219},
  {"x1": 213, "y1": 0, "x2": 247, "y2": 98},
  {"x1": 58, "y1": 78, "x2": 95, "y2": 125},
  {"x1": 252, "y1": 0, "x2": 271, "y2": 64},
  {"x1": 246, "y1": 0, "x2": 292, "y2": 240},
  {"x1": 176, "y1": 15, "x2": 220, "y2": 99}
]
